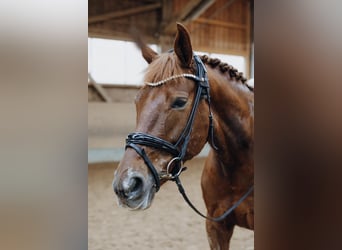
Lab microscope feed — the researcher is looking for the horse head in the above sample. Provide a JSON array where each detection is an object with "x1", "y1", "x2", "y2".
[{"x1": 113, "y1": 24, "x2": 211, "y2": 210}]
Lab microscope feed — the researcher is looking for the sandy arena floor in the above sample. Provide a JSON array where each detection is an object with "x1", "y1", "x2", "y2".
[{"x1": 88, "y1": 158, "x2": 254, "y2": 250}]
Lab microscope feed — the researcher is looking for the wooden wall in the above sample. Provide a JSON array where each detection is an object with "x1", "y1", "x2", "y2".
[{"x1": 188, "y1": 0, "x2": 250, "y2": 55}]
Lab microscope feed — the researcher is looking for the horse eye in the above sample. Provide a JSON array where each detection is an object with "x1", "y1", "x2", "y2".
[{"x1": 171, "y1": 97, "x2": 188, "y2": 109}]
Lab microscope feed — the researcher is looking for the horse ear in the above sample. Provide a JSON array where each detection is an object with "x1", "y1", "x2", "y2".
[
  {"x1": 140, "y1": 44, "x2": 158, "y2": 64},
  {"x1": 174, "y1": 23, "x2": 193, "y2": 67},
  {"x1": 132, "y1": 29, "x2": 158, "y2": 64}
]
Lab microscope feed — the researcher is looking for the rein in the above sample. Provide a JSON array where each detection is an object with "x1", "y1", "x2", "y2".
[{"x1": 125, "y1": 54, "x2": 253, "y2": 222}]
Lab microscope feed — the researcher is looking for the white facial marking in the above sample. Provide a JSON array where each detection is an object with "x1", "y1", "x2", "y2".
[{"x1": 115, "y1": 168, "x2": 156, "y2": 210}]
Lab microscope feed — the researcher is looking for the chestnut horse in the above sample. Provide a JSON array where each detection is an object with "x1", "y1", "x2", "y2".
[{"x1": 113, "y1": 23, "x2": 254, "y2": 249}]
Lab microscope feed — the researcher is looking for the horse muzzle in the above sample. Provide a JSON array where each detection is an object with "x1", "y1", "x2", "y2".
[{"x1": 113, "y1": 170, "x2": 155, "y2": 210}]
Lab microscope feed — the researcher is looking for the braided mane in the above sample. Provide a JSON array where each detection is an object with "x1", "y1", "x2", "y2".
[
  {"x1": 144, "y1": 52, "x2": 253, "y2": 92},
  {"x1": 200, "y1": 55, "x2": 253, "y2": 92}
]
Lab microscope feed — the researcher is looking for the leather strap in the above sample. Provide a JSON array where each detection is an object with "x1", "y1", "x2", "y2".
[
  {"x1": 127, "y1": 133, "x2": 179, "y2": 156},
  {"x1": 125, "y1": 143, "x2": 161, "y2": 191},
  {"x1": 126, "y1": 54, "x2": 210, "y2": 190},
  {"x1": 174, "y1": 175, "x2": 254, "y2": 222}
]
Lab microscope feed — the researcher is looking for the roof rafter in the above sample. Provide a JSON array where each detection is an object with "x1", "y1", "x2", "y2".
[
  {"x1": 163, "y1": 0, "x2": 216, "y2": 34},
  {"x1": 89, "y1": 3, "x2": 162, "y2": 24}
]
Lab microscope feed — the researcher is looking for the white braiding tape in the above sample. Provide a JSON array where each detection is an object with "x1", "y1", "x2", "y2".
[{"x1": 144, "y1": 73, "x2": 201, "y2": 87}]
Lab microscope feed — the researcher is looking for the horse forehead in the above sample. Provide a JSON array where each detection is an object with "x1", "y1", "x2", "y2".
[
  {"x1": 136, "y1": 83, "x2": 190, "y2": 104},
  {"x1": 135, "y1": 88, "x2": 169, "y2": 115}
]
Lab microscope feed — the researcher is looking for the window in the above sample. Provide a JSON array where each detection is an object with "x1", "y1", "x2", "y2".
[
  {"x1": 88, "y1": 38, "x2": 247, "y2": 85},
  {"x1": 88, "y1": 38, "x2": 158, "y2": 85}
]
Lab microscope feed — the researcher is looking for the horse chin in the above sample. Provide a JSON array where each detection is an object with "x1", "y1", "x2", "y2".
[{"x1": 116, "y1": 186, "x2": 156, "y2": 211}]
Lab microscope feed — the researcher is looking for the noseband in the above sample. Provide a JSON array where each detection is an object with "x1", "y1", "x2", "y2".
[
  {"x1": 126, "y1": 55, "x2": 215, "y2": 191},
  {"x1": 125, "y1": 54, "x2": 253, "y2": 222}
]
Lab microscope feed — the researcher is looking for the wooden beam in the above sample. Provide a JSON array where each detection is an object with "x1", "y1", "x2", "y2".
[
  {"x1": 159, "y1": 0, "x2": 173, "y2": 52},
  {"x1": 182, "y1": 0, "x2": 216, "y2": 22},
  {"x1": 245, "y1": 0, "x2": 251, "y2": 79},
  {"x1": 194, "y1": 18, "x2": 247, "y2": 30},
  {"x1": 88, "y1": 28, "x2": 158, "y2": 44},
  {"x1": 192, "y1": 45, "x2": 248, "y2": 57},
  {"x1": 163, "y1": 0, "x2": 215, "y2": 34},
  {"x1": 88, "y1": 73, "x2": 112, "y2": 103},
  {"x1": 161, "y1": 0, "x2": 173, "y2": 28},
  {"x1": 89, "y1": 3, "x2": 161, "y2": 24}
]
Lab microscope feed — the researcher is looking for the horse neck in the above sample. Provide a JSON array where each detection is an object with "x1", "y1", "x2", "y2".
[{"x1": 207, "y1": 68, "x2": 254, "y2": 169}]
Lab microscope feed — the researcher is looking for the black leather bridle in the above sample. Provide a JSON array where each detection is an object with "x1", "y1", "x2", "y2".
[
  {"x1": 126, "y1": 55, "x2": 214, "y2": 190},
  {"x1": 125, "y1": 54, "x2": 253, "y2": 222}
]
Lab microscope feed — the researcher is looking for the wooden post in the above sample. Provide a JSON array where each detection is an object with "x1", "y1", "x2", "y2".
[
  {"x1": 249, "y1": 0, "x2": 254, "y2": 79},
  {"x1": 159, "y1": 0, "x2": 173, "y2": 52},
  {"x1": 88, "y1": 73, "x2": 112, "y2": 103},
  {"x1": 245, "y1": 0, "x2": 252, "y2": 80}
]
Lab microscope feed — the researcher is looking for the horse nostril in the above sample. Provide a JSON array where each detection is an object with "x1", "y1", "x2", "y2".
[
  {"x1": 113, "y1": 175, "x2": 145, "y2": 200},
  {"x1": 132, "y1": 177, "x2": 143, "y2": 192},
  {"x1": 123, "y1": 176, "x2": 144, "y2": 198},
  {"x1": 113, "y1": 186, "x2": 120, "y2": 196}
]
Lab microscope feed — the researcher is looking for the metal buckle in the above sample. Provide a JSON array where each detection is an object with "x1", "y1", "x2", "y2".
[
  {"x1": 159, "y1": 157, "x2": 183, "y2": 180},
  {"x1": 166, "y1": 157, "x2": 182, "y2": 176}
]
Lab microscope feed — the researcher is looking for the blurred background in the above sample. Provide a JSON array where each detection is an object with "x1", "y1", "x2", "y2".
[
  {"x1": 1, "y1": 0, "x2": 342, "y2": 249},
  {"x1": 88, "y1": 0, "x2": 254, "y2": 249}
]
